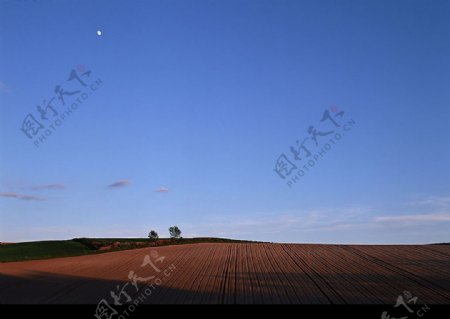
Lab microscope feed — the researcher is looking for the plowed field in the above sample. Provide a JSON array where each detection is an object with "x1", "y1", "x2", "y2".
[{"x1": 0, "y1": 243, "x2": 449, "y2": 304}]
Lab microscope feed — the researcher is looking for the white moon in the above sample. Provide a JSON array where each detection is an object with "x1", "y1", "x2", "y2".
[{"x1": 97, "y1": 30, "x2": 102, "y2": 36}]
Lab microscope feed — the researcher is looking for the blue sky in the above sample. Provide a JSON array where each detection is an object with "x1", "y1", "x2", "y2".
[{"x1": 0, "y1": 0, "x2": 449, "y2": 243}]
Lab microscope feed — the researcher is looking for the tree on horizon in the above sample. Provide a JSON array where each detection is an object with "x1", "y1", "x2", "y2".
[
  {"x1": 148, "y1": 230, "x2": 159, "y2": 240},
  {"x1": 168, "y1": 226, "x2": 181, "y2": 239}
]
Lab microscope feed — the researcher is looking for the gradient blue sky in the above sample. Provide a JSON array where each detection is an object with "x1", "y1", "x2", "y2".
[{"x1": 1, "y1": 0, "x2": 449, "y2": 243}]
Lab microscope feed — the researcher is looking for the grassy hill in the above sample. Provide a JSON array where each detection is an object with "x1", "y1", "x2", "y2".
[
  {"x1": 0, "y1": 240, "x2": 93, "y2": 262},
  {"x1": 0, "y1": 237, "x2": 257, "y2": 262}
]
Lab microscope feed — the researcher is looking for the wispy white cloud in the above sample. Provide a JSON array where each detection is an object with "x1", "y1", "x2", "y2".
[
  {"x1": 1, "y1": 181, "x2": 65, "y2": 191},
  {"x1": 182, "y1": 206, "x2": 372, "y2": 237},
  {"x1": 386, "y1": 196, "x2": 450, "y2": 225},
  {"x1": 107, "y1": 180, "x2": 130, "y2": 189},
  {"x1": 0, "y1": 192, "x2": 44, "y2": 201},
  {"x1": 155, "y1": 187, "x2": 169, "y2": 193},
  {"x1": 408, "y1": 196, "x2": 450, "y2": 208},
  {"x1": 375, "y1": 213, "x2": 450, "y2": 223},
  {"x1": 29, "y1": 184, "x2": 65, "y2": 191},
  {"x1": 182, "y1": 197, "x2": 450, "y2": 238}
]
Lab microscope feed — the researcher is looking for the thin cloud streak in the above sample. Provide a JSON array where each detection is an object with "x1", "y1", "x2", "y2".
[
  {"x1": 183, "y1": 200, "x2": 450, "y2": 238},
  {"x1": 0, "y1": 192, "x2": 44, "y2": 201},
  {"x1": 107, "y1": 180, "x2": 130, "y2": 189},
  {"x1": 409, "y1": 196, "x2": 450, "y2": 208},
  {"x1": 375, "y1": 213, "x2": 450, "y2": 223},
  {"x1": 29, "y1": 184, "x2": 65, "y2": 191},
  {"x1": 183, "y1": 207, "x2": 371, "y2": 237}
]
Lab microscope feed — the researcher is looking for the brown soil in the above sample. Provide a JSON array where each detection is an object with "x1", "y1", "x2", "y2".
[{"x1": 0, "y1": 243, "x2": 448, "y2": 304}]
